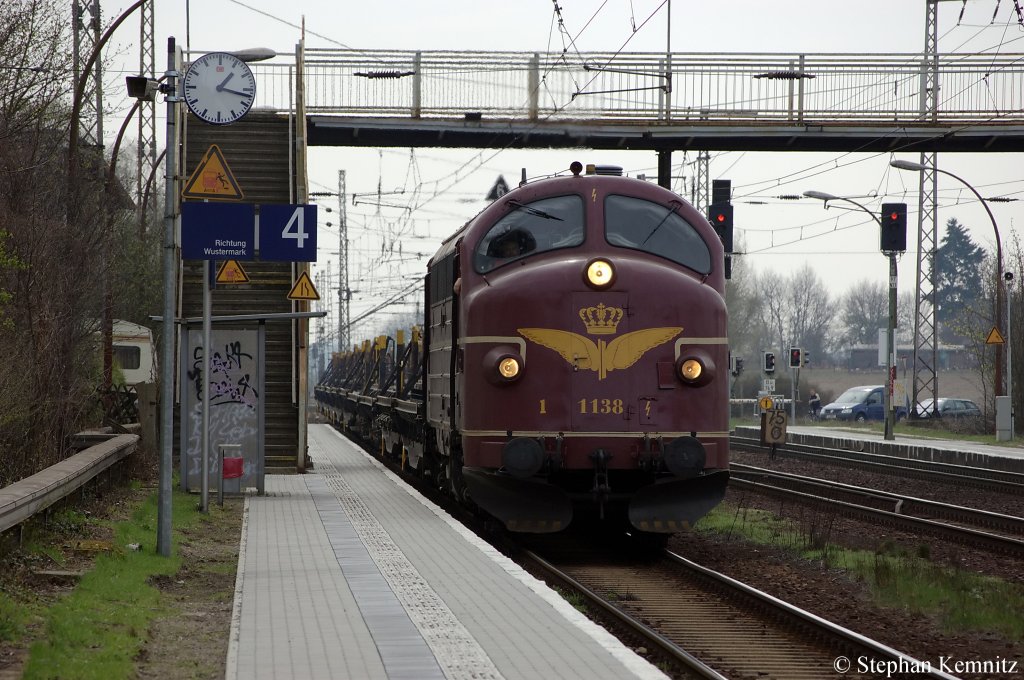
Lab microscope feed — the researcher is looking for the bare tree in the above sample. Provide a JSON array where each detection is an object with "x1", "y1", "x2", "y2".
[
  {"x1": 724, "y1": 241, "x2": 767, "y2": 360},
  {"x1": 783, "y1": 263, "x2": 833, "y2": 362},
  {"x1": 0, "y1": 0, "x2": 113, "y2": 483},
  {"x1": 840, "y1": 279, "x2": 888, "y2": 346},
  {"x1": 755, "y1": 268, "x2": 787, "y2": 354},
  {"x1": 754, "y1": 264, "x2": 833, "y2": 362}
]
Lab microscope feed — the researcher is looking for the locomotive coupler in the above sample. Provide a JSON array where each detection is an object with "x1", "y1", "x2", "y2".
[
  {"x1": 589, "y1": 448, "x2": 613, "y2": 518},
  {"x1": 547, "y1": 434, "x2": 564, "y2": 471},
  {"x1": 638, "y1": 434, "x2": 653, "y2": 472}
]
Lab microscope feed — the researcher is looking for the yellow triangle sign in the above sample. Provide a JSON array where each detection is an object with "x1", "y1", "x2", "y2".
[
  {"x1": 182, "y1": 144, "x2": 244, "y2": 200},
  {"x1": 287, "y1": 271, "x2": 320, "y2": 301},
  {"x1": 216, "y1": 259, "x2": 250, "y2": 284},
  {"x1": 985, "y1": 326, "x2": 1006, "y2": 345}
]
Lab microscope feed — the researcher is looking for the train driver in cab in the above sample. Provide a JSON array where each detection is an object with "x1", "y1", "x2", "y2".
[{"x1": 487, "y1": 228, "x2": 536, "y2": 259}]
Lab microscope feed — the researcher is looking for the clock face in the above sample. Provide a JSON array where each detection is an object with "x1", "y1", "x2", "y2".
[{"x1": 183, "y1": 52, "x2": 256, "y2": 125}]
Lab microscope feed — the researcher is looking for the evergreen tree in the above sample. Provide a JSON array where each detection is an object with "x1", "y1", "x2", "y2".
[{"x1": 936, "y1": 217, "x2": 987, "y2": 342}]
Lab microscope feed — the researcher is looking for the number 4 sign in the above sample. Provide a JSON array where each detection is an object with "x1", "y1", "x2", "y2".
[{"x1": 258, "y1": 204, "x2": 317, "y2": 262}]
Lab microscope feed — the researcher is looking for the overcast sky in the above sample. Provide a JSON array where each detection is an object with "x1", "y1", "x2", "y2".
[{"x1": 101, "y1": 1, "x2": 1024, "y2": 342}]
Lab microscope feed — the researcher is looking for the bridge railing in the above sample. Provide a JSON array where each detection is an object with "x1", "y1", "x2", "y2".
[{"x1": 247, "y1": 49, "x2": 1024, "y2": 123}]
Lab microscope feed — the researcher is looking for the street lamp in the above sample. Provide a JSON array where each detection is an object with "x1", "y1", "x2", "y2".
[
  {"x1": 803, "y1": 190, "x2": 900, "y2": 440},
  {"x1": 889, "y1": 160, "x2": 1006, "y2": 405}
]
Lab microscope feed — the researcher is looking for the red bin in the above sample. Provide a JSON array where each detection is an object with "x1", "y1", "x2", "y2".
[{"x1": 223, "y1": 456, "x2": 244, "y2": 480}]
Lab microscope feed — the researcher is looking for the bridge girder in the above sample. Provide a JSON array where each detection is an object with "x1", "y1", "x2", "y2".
[{"x1": 306, "y1": 117, "x2": 1024, "y2": 153}]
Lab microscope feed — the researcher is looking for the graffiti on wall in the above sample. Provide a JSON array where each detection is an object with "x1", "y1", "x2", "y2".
[
  {"x1": 188, "y1": 340, "x2": 259, "y2": 408},
  {"x1": 182, "y1": 329, "x2": 261, "y2": 491}
]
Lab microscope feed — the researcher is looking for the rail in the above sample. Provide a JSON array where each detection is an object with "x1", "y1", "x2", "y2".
[
  {"x1": 243, "y1": 49, "x2": 1024, "y2": 125},
  {"x1": 0, "y1": 434, "x2": 139, "y2": 534}
]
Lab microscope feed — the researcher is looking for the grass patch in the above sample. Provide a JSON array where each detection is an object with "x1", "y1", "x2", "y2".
[
  {"x1": 0, "y1": 591, "x2": 28, "y2": 641},
  {"x1": 553, "y1": 586, "x2": 589, "y2": 614},
  {"x1": 697, "y1": 502, "x2": 1024, "y2": 640},
  {"x1": 20, "y1": 486, "x2": 218, "y2": 680}
]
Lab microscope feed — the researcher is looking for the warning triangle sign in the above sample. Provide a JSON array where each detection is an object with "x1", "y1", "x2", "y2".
[
  {"x1": 287, "y1": 271, "x2": 320, "y2": 301},
  {"x1": 486, "y1": 175, "x2": 510, "y2": 201},
  {"x1": 216, "y1": 259, "x2": 250, "y2": 284},
  {"x1": 182, "y1": 144, "x2": 244, "y2": 200},
  {"x1": 985, "y1": 326, "x2": 1006, "y2": 345}
]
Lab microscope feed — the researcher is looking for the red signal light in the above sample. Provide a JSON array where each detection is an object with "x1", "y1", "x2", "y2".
[
  {"x1": 890, "y1": 212, "x2": 899, "y2": 221},
  {"x1": 716, "y1": 213, "x2": 726, "y2": 222}
]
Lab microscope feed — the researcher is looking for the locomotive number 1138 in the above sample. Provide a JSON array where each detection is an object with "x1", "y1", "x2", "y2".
[{"x1": 537, "y1": 398, "x2": 626, "y2": 414}]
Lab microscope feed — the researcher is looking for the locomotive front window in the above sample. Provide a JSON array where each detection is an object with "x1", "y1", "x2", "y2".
[
  {"x1": 474, "y1": 195, "x2": 584, "y2": 273},
  {"x1": 604, "y1": 195, "x2": 712, "y2": 274}
]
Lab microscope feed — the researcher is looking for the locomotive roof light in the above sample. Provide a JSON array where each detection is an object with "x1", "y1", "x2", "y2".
[
  {"x1": 570, "y1": 161, "x2": 583, "y2": 176},
  {"x1": 584, "y1": 258, "x2": 615, "y2": 289}
]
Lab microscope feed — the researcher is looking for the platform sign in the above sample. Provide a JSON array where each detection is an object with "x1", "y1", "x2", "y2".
[
  {"x1": 258, "y1": 204, "x2": 318, "y2": 261},
  {"x1": 181, "y1": 202, "x2": 255, "y2": 260}
]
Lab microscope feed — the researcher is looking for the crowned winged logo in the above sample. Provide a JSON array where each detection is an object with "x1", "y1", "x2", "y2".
[{"x1": 519, "y1": 304, "x2": 681, "y2": 380}]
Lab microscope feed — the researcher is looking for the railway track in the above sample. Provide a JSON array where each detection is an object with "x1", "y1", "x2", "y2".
[
  {"x1": 517, "y1": 536, "x2": 957, "y2": 680},
  {"x1": 729, "y1": 464, "x2": 1024, "y2": 555},
  {"x1": 730, "y1": 435, "x2": 1024, "y2": 494}
]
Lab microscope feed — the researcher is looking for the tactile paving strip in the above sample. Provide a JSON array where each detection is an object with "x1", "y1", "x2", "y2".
[{"x1": 308, "y1": 445, "x2": 503, "y2": 680}]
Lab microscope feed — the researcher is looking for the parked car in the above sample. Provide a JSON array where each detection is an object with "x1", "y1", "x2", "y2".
[
  {"x1": 915, "y1": 398, "x2": 982, "y2": 419},
  {"x1": 819, "y1": 385, "x2": 909, "y2": 422}
]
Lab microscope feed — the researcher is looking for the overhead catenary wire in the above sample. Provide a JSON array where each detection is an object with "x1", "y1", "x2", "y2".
[{"x1": 223, "y1": 1, "x2": 1024, "y2": 331}]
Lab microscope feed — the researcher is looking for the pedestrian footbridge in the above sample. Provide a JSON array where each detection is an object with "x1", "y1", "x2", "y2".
[{"x1": 243, "y1": 49, "x2": 1024, "y2": 152}]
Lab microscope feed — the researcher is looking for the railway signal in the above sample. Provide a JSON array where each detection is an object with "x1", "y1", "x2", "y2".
[
  {"x1": 880, "y1": 203, "x2": 907, "y2": 252},
  {"x1": 763, "y1": 351, "x2": 776, "y2": 374},
  {"x1": 708, "y1": 203, "x2": 734, "y2": 253},
  {"x1": 789, "y1": 347, "x2": 803, "y2": 369}
]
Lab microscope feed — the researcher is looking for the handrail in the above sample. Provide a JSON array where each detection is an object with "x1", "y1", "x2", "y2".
[
  {"x1": 0, "y1": 434, "x2": 139, "y2": 534},
  {"x1": 244, "y1": 48, "x2": 1024, "y2": 124}
]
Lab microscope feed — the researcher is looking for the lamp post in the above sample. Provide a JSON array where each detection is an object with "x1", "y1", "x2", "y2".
[
  {"x1": 804, "y1": 190, "x2": 899, "y2": 440},
  {"x1": 106, "y1": 38, "x2": 183, "y2": 557},
  {"x1": 889, "y1": 160, "x2": 1006, "y2": 402}
]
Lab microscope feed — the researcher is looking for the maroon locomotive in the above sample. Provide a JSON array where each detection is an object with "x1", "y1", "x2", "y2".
[{"x1": 317, "y1": 161, "x2": 729, "y2": 538}]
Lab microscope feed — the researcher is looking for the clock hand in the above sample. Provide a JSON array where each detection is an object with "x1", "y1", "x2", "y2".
[
  {"x1": 216, "y1": 72, "x2": 235, "y2": 91},
  {"x1": 220, "y1": 87, "x2": 251, "y2": 97}
]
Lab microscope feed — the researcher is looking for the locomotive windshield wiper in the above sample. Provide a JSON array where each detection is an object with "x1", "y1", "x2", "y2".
[
  {"x1": 640, "y1": 200, "x2": 682, "y2": 246},
  {"x1": 506, "y1": 199, "x2": 564, "y2": 221}
]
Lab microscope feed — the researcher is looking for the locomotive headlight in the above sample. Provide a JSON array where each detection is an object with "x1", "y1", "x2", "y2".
[
  {"x1": 679, "y1": 358, "x2": 703, "y2": 381},
  {"x1": 498, "y1": 356, "x2": 521, "y2": 379},
  {"x1": 584, "y1": 258, "x2": 615, "y2": 289},
  {"x1": 676, "y1": 351, "x2": 715, "y2": 387},
  {"x1": 485, "y1": 347, "x2": 525, "y2": 384}
]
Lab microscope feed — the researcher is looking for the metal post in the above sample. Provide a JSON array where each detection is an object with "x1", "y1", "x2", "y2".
[
  {"x1": 218, "y1": 445, "x2": 224, "y2": 507},
  {"x1": 790, "y1": 369, "x2": 797, "y2": 422},
  {"x1": 201, "y1": 260, "x2": 211, "y2": 512},
  {"x1": 1008, "y1": 282, "x2": 1014, "y2": 439},
  {"x1": 157, "y1": 37, "x2": 180, "y2": 557},
  {"x1": 884, "y1": 253, "x2": 897, "y2": 440}
]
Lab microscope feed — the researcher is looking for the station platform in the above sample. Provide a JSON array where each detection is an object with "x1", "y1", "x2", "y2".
[
  {"x1": 734, "y1": 423, "x2": 1024, "y2": 471},
  {"x1": 225, "y1": 424, "x2": 666, "y2": 680}
]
